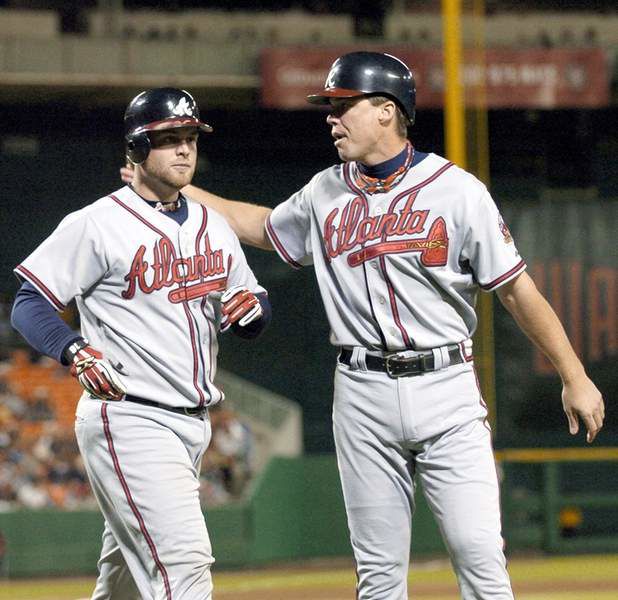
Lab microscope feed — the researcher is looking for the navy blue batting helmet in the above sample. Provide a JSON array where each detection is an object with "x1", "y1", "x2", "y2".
[
  {"x1": 124, "y1": 87, "x2": 212, "y2": 164},
  {"x1": 307, "y1": 51, "x2": 416, "y2": 125}
]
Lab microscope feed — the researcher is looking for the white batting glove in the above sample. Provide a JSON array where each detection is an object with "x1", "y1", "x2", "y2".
[
  {"x1": 220, "y1": 286, "x2": 263, "y2": 332},
  {"x1": 67, "y1": 340, "x2": 126, "y2": 401}
]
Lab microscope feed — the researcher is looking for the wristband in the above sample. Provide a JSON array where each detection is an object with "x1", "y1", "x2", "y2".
[{"x1": 63, "y1": 338, "x2": 89, "y2": 364}]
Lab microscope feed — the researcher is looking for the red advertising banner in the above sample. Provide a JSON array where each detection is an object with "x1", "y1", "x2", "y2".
[{"x1": 261, "y1": 46, "x2": 609, "y2": 110}]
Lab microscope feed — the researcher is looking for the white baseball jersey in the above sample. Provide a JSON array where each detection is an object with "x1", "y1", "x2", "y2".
[
  {"x1": 15, "y1": 185, "x2": 264, "y2": 408},
  {"x1": 266, "y1": 152, "x2": 525, "y2": 351}
]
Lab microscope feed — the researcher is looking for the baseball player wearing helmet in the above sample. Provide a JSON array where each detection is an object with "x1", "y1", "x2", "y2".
[
  {"x1": 12, "y1": 87, "x2": 271, "y2": 600},
  {"x1": 124, "y1": 53, "x2": 603, "y2": 599}
]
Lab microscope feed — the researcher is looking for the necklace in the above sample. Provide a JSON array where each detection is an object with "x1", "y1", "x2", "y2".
[
  {"x1": 154, "y1": 198, "x2": 181, "y2": 212},
  {"x1": 354, "y1": 142, "x2": 414, "y2": 194}
]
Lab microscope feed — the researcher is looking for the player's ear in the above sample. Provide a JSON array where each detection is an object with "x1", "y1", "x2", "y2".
[{"x1": 378, "y1": 100, "x2": 397, "y2": 126}]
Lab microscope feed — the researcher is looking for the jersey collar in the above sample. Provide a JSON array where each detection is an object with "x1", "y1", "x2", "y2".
[
  {"x1": 351, "y1": 142, "x2": 413, "y2": 194},
  {"x1": 122, "y1": 185, "x2": 192, "y2": 231}
]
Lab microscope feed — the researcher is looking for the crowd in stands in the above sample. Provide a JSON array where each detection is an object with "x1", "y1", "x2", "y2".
[{"x1": 0, "y1": 349, "x2": 253, "y2": 511}]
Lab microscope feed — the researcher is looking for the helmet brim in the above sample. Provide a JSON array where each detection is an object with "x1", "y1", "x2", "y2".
[
  {"x1": 307, "y1": 88, "x2": 413, "y2": 124},
  {"x1": 306, "y1": 88, "x2": 366, "y2": 105},
  {"x1": 135, "y1": 117, "x2": 213, "y2": 134}
]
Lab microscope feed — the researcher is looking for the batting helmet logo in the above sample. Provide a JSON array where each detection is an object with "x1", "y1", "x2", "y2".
[
  {"x1": 324, "y1": 68, "x2": 338, "y2": 91},
  {"x1": 171, "y1": 97, "x2": 195, "y2": 118}
]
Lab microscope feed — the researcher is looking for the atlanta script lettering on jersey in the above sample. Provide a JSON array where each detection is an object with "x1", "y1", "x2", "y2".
[
  {"x1": 123, "y1": 235, "x2": 226, "y2": 303},
  {"x1": 323, "y1": 190, "x2": 449, "y2": 268}
]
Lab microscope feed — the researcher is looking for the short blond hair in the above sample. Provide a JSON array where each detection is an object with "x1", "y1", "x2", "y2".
[{"x1": 368, "y1": 95, "x2": 409, "y2": 138}]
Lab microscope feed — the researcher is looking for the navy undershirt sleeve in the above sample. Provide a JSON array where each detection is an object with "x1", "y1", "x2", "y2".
[
  {"x1": 11, "y1": 282, "x2": 81, "y2": 365},
  {"x1": 231, "y1": 292, "x2": 271, "y2": 340}
]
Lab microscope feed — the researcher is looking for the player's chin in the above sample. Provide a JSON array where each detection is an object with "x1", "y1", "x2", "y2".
[
  {"x1": 165, "y1": 168, "x2": 195, "y2": 188},
  {"x1": 335, "y1": 146, "x2": 351, "y2": 162},
  {"x1": 334, "y1": 141, "x2": 359, "y2": 163}
]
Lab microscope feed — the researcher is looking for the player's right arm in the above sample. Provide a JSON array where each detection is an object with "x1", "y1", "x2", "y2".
[
  {"x1": 121, "y1": 164, "x2": 274, "y2": 249},
  {"x1": 185, "y1": 185, "x2": 274, "y2": 251},
  {"x1": 496, "y1": 271, "x2": 604, "y2": 443},
  {"x1": 12, "y1": 207, "x2": 126, "y2": 400}
]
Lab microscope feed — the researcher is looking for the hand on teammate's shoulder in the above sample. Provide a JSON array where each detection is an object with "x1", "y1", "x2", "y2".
[{"x1": 120, "y1": 163, "x2": 134, "y2": 185}]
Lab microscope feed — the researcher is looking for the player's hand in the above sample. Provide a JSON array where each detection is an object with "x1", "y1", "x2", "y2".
[
  {"x1": 70, "y1": 345, "x2": 127, "y2": 401},
  {"x1": 220, "y1": 286, "x2": 262, "y2": 332},
  {"x1": 562, "y1": 375, "x2": 605, "y2": 443},
  {"x1": 120, "y1": 163, "x2": 134, "y2": 185}
]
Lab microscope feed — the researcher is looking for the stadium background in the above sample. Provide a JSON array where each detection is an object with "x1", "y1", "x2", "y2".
[{"x1": 0, "y1": 1, "x2": 616, "y2": 597}]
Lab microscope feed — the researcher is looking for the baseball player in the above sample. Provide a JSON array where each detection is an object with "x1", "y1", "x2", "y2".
[
  {"x1": 122, "y1": 53, "x2": 604, "y2": 599},
  {"x1": 11, "y1": 87, "x2": 271, "y2": 600}
]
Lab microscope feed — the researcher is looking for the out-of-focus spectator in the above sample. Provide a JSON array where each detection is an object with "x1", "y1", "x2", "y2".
[
  {"x1": 0, "y1": 353, "x2": 122, "y2": 510},
  {"x1": 0, "y1": 351, "x2": 254, "y2": 510},
  {"x1": 200, "y1": 405, "x2": 254, "y2": 506},
  {"x1": 29, "y1": 386, "x2": 54, "y2": 422},
  {"x1": 213, "y1": 406, "x2": 253, "y2": 495}
]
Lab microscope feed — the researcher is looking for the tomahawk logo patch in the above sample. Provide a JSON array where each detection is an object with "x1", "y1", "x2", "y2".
[{"x1": 498, "y1": 216, "x2": 513, "y2": 244}]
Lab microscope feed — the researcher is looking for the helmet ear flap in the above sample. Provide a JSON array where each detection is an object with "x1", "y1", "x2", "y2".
[{"x1": 125, "y1": 131, "x2": 150, "y2": 165}]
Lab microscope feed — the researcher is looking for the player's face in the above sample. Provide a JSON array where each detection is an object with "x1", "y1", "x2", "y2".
[
  {"x1": 143, "y1": 126, "x2": 199, "y2": 189},
  {"x1": 326, "y1": 97, "x2": 387, "y2": 164}
]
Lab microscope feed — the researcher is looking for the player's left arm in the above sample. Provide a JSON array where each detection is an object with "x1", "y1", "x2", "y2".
[
  {"x1": 219, "y1": 227, "x2": 272, "y2": 340},
  {"x1": 495, "y1": 271, "x2": 605, "y2": 443},
  {"x1": 220, "y1": 286, "x2": 271, "y2": 339}
]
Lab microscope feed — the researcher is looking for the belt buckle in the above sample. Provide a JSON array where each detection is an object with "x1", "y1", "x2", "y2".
[
  {"x1": 385, "y1": 353, "x2": 431, "y2": 378},
  {"x1": 385, "y1": 354, "x2": 414, "y2": 378},
  {"x1": 184, "y1": 406, "x2": 203, "y2": 417}
]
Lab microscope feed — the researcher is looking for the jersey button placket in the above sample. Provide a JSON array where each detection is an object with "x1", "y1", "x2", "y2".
[
  {"x1": 366, "y1": 264, "x2": 392, "y2": 347},
  {"x1": 177, "y1": 230, "x2": 197, "y2": 306},
  {"x1": 180, "y1": 229, "x2": 192, "y2": 256},
  {"x1": 371, "y1": 198, "x2": 396, "y2": 348}
]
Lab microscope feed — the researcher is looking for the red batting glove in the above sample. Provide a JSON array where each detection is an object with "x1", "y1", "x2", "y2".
[
  {"x1": 220, "y1": 286, "x2": 263, "y2": 332},
  {"x1": 68, "y1": 343, "x2": 126, "y2": 401}
]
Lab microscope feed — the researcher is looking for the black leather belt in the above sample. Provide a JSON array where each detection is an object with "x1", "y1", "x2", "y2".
[
  {"x1": 339, "y1": 345, "x2": 464, "y2": 378},
  {"x1": 124, "y1": 395, "x2": 206, "y2": 418}
]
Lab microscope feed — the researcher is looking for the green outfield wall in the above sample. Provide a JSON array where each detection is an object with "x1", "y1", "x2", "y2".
[
  {"x1": 1, "y1": 455, "x2": 617, "y2": 578},
  {"x1": 0, "y1": 455, "x2": 446, "y2": 578}
]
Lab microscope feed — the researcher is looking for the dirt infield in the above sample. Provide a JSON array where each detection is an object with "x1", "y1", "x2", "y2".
[{"x1": 2, "y1": 554, "x2": 617, "y2": 600}]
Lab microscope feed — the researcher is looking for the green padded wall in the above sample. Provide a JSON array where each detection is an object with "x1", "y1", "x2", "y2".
[{"x1": 0, "y1": 455, "x2": 447, "y2": 577}]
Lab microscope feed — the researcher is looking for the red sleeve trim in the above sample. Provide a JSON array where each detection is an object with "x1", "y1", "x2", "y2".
[
  {"x1": 265, "y1": 215, "x2": 303, "y2": 270},
  {"x1": 482, "y1": 259, "x2": 526, "y2": 291},
  {"x1": 14, "y1": 265, "x2": 66, "y2": 311}
]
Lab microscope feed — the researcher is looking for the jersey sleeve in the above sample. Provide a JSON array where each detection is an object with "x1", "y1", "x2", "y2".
[
  {"x1": 14, "y1": 211, "x2": 109, "y2": 310},
  {"x1": 226, "y1": 233, "x2": 266, "y2": 295},
  {"x1": 265, "y1": 180, "x2": 314, "y2": 268},
  {"x1": 462, "y1": 189, "x2": 526, "y2": 292}
]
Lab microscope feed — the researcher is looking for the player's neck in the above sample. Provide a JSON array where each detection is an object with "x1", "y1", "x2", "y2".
[
  {"x1": 132, "y1": 176, "x2": 182, "y2": 204},
  {"x1": 358, "y1": 141, "x2": 411, "y2": 179},
  {"x1": 358, "y1": 138, "x2": 408, "y2": 169}
]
